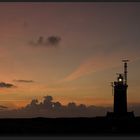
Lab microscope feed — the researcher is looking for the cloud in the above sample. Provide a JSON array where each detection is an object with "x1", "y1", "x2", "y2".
[
  {"x1": 0, "y1": 95, "x2": 140, "y2": 118},
  {"x1": 61, "y1": 51, "x2": 140, "y2": 82},
  {"x1": 0, "y1": 105, "x2": 8, "y2": 109},
  {"x1": 0, "y1": 95, "x2": 112, "y2": 118},
  {"x1": 61, "y1": 54, "x2": 116, "y2": 82},
  {"x1": 29, "y1": 36, "x2": 61, "y2": 47},
  {"x1": 0, "y1": 82, "x2": 16, "y2": 88},
  {"x1": 47, "y1": 36, "x2": 61, "y2": 46},
  {"x1": 13, "y1": 79, "x2": 35, "y2": 83},
  {"x1": 62, "y1": 58, "x2": 96, "y2": 82}
]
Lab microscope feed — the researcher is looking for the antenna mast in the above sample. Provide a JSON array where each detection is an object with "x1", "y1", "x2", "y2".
[
  {"x1": 122, "y1": 60, "x2": 129, "y2": 85},
  {"x1": 111, "y1": 82, "x2": 114, "y2": 96}
]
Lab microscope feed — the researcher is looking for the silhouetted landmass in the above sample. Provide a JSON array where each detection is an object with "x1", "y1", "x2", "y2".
[{"x1": 0, "y1": 117, "x2": 140, "y2": 136}]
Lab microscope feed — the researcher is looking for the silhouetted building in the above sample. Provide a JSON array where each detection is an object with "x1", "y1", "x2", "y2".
[
  {"x1": 107, "y1": 60, "x2": 134, "y2": 119},
  {"x1": 114, "y1": 73, "x2": 127, "y2": 114}
]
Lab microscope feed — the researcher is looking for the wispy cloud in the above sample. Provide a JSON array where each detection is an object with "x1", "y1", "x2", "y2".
[
  {"x1": 13, "y1": 79, "x2": 35, "y2": 83},
  {"x1": 62, "y1": 58, "x2": 96, "y2": 82},
  {"x1": 62, "y1": 54, "x2": 115, "y2": 82},
  {"x1": 62, "y1": 51, "x2": 140, "y2": 82}
]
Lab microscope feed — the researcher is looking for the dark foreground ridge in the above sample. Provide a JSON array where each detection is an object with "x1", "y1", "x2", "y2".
[{"x1": 0, "y1": 117, "x2": 140, "y2": 136}]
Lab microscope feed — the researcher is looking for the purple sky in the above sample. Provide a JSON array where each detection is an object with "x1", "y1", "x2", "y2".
[{"x1": 0, "y1": 3, "x2": 139, "y2": 117}]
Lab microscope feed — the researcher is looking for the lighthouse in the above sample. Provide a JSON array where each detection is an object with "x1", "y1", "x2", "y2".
[
  {"x1": 113, "y1": 60, "x2": 128, "y2": 115},
  {"x1": 107, "y1": 60, "x2": 134, "y2": 119}
]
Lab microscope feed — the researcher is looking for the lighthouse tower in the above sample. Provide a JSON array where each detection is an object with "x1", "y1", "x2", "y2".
[
  {"x1": 107, "y1": 60, "x2": 134, "y2": 118},
  {"x1": 113, "y1": 60, "x2": 128, "y2": 115}
]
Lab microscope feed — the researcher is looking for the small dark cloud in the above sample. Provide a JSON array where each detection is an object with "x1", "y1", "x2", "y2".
[
  {"x1": 47, "y1": 36, "x2": 61, "y2": 46},
  {"x1": 0, "y1": 105, "x2": 8, "y2": 110},
  {"x1": 0, "y1": 82, "x2": 15, "y2": 88},
  {"x1": 29, "y1": 36, "x2": 61, "y2": 47},
  {"x1": 13, "y1": 80, "x2": 35, "y2": 83},
  {"x1": 0, "y1": 105, "x2": 8, "y2": 109}
]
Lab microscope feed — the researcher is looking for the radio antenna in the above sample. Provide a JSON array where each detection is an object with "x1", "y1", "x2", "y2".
[{"x1": 122, "y1": 60, "x2": 129, "y2": 85}]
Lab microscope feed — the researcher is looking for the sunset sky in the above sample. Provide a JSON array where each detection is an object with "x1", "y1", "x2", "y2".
[{"x1": 0, "y1": 2, "x2": 140, "y2": 110}]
